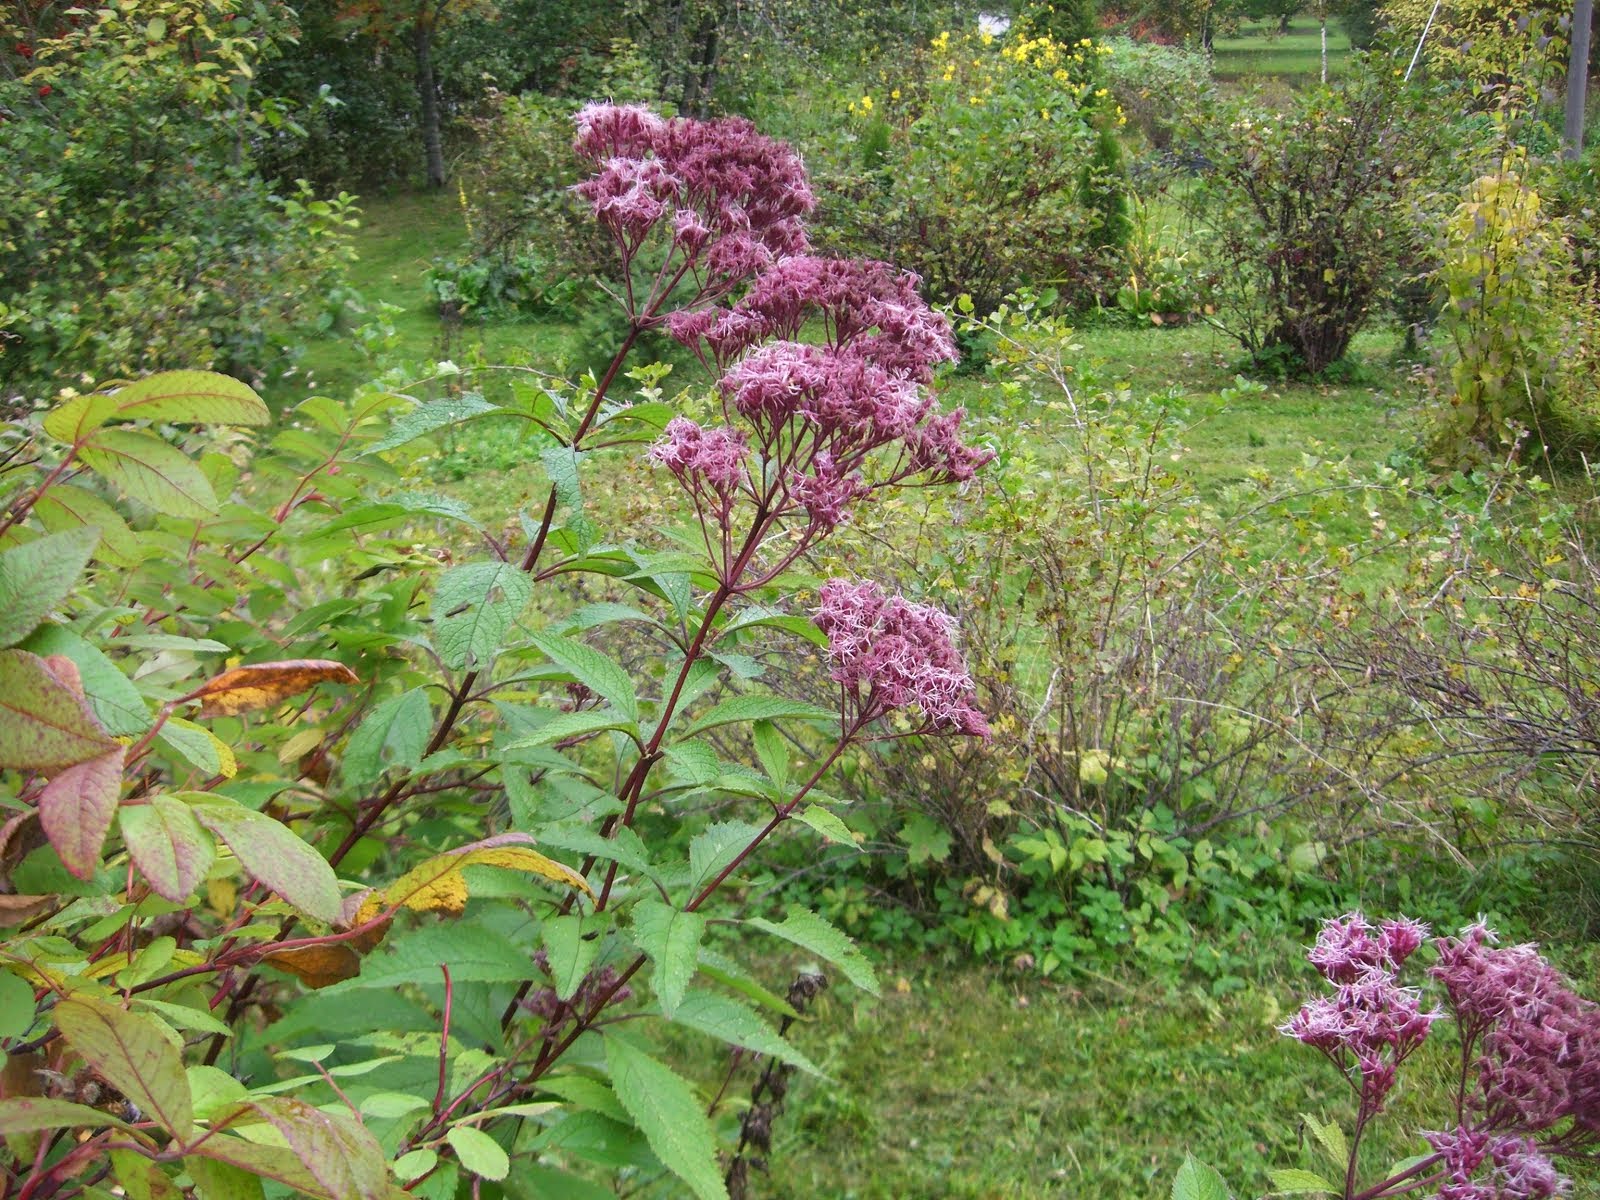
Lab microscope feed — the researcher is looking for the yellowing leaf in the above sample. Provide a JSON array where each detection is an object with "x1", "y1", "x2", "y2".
[
  {"x1": 263, "y1": 943, "x2": 363, "y2": 989},
  {"x1": 187, "y1": 659, "x2": 359, "y2": 717},
  {"x1": 383, "y1": 832, "x2": 592, "y2": 916}
]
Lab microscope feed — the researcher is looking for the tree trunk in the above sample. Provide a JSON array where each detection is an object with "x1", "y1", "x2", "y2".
[
  {"x1": 1565, "y1": 0, "x2": 1593, "y2": 161},
  {"x1": 1321, "y1": 17, "x2": 1328, "y2": 83},
  {"x1": 413, "y1": 16, "x2": 446, "y2": 188}
]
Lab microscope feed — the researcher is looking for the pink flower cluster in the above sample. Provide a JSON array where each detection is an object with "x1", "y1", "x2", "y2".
[
  {"x1": 572, "y1": 103, "x2": 813, "y2": 283},
  {"x1": 1431, "y1": 925, "x2": 1600, "y2": 1141},
  {"x1": 1427, "y1": 1129, "x2": 1569, "y2": 1200},
  {"x1": 814, "y1": 580, "x2": 989, "y2": 737},
  {"x1": 1281, "y1": 914, "x2": 1442, "y2": 1111}
]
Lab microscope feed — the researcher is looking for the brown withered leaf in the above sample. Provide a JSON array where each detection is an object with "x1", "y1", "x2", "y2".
[
  {"x1": 262, "y1": 944, "x2": 363, "y2": 989},
  {"x1": 0, "y1": 896, "x2": 57, "y2": 927},
  {"x1": 189, "y1": 660, "x2": 359, "y2": 718},
  {"x1": 339, "y1": 891, "x2": 391, "y2": 955}
]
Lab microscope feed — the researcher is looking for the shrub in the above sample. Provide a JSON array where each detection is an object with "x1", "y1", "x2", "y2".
[
  {"x1": 0, "y1": 1, "x2": 355, "y2": 403},
  {"x1": 1181, "y1": 72, "x2": 1440, "y2": 376},
  {"x1": 808, "y1": 25, "x2": 1131, "y2": 312},
  {"x1": 0, "y1": 102, "x2": 994, "y2": 1198},
  {"x1": 1097, "y1": 35, "x2": 1212, "y2": 151}
]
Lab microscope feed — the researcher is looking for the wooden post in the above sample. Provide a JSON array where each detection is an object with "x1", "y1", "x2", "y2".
[{"x1": 1565, "y1": 0, "x2": 1594, "y2": 161}]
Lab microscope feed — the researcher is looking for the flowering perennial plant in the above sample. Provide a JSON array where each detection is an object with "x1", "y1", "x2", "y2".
[
  {"x1": 0, "y1": 101, "x2": 991, "y2": 1200},
  {"x1": 1277, "y1": 914, "x2": 1600, "y2": 1200}
]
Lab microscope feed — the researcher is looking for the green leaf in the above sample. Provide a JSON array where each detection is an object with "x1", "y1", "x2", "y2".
[
  {"x1": 21, "y1": 625, "x2": 150, "y2": 736},
  {"x1": 542, "y1": 915, "x2": 600, "y2": 1002},
  {"x1": 79, "y1": 371, "x2": 268, "y2": 431},
  {"x1": 1267, "y1": 1168, "x2": 1337, "y2": 1195},
  {"x1": 329, "y1": 923, "x2": 534, "y2": 990},
  {"x1": 54, "y1": 997, "x2": 193, "y2": 1136},
  {"x1": 190, "y1": 798, "x2": 340, "y2": 924},
  {"x1": 431, "y1": 561, "x2": 534, "y2": 670},
  {"x1": 715, "y1": 609, "x2": 829, "y2": 648},
  {"x1": 1172, "y1": 1155, "x2": 1232, "y2": 1200},
  {"x1": 119, "y1": 795, "x2": 215, "y2": 903},
  {"x1": 78, "y1": 428, "x2": 219, "y2": 518},
  {"x1": 0, "y1": 969, "x2": 36, "y2": 1039},
  {"x1": 156, "y1": 717, "x2": 235, "y2": 777},
  {"x1": 184, "y1": 1155, "x2": 265, "y2": 1200},
  {"x1": 793, "y1": 804, "x2": 859, "y2": 846},
  {"x1": 112, "y1": 1149, "x2": 182, "y2": 1200},
  {"x1": 31, "y1": 484, "x2": 145, "y2": 568},
  {"x1": 1299, "y1": 1112, "x2": 1348, "y2": 1169},
  {"x1": 671, "y1": 989, "x2": 821, "y2": 1076},
  {"x1": 750, "y1": 720, "x2": 788, "y2": 790},
  {"x1": 535, "y1": 824, "x2": 655, "y2": 883},
  {"x1": 0, "y1": 527, "x2": 99, "y2": 648},
  {"x1": 342, "y1": 689, "x2": 432, "y2": 788},
  {"x1": 605, "y1": 1038, "x2": 727, "y2": 1200},
  {"x1": 680, "y1": 695, "x2": 834, "y2": 738},
  {"x1": 185, "y1": 1137, "x2": 329, "y2": 1199},
  {"x1": 0, "y1": 1097, "x2": 133, "y2": 1135},
  {"x1": 501, "y1": 707, "x2": 639, "y2": 750},
  {"x1": 447, "y1": 1125, "x2": 510, "y2": 1182},
  {"x1": 38, "y1": 745, "x2": 124, "y2": 879},
  {"x1": 527, "y1": 630, "x2": 638, "y2": 720},
  {"x1": 688, "y1": 821, "x2": 764, "y2": 894},
  {"x1": 901, "y1": 812, "x2": 953, "y2": 866},
  {"x1": 696, "y1": 948, "x2": 799, "y2": 1019},
  {"x1": 630, "y1": 900, "x2": 705, "y2": 1018},
  {"x1": 366, "y1": 393, "x2": 500, "y2": 454},
  {"x1": 246, "y1": 1097, "x2": 389, "y2": 1200},
  {"x1": 745, "y1": 907, "x2": 879, "y2": 995},
  {"x1": 504, "y1": 1163, "x2": 618, "y2": 1200},
  {"x1": 0, "y1": 649, "x2": 116, "y2": 770},
  {"x1": 556, "y1": 602, "x2": 659, "y2": 634},
  {"x1": 541, "y1": 444, "x2": 582, "y2": 509}
]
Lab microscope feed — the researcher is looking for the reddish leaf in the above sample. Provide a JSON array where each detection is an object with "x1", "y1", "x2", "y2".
[
  {"x1": 53, "y1": 997, "x2": 193, "y2": 1136},
  {"x1": 191, "y1": 799, "x2": 341, "y2": 924},
  {"x1": 188, "y1": 660, "x2": 359, "y2": 718},
  {"x1": 246, "y1": 1097, "x2": 388, "y2": 1200},
  {"x1": 0, "y1": 650, "x2": 116, "y2": 770},
  {"x1": 118, "y1": 795, "x2": 214, "y2": 903},
  {"x1": 38, "y1": 745, "x2": 124, "y2": 879}
]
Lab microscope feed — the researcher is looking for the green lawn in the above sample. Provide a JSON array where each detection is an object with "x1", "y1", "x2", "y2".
[{"x1": 1213, "y1": 16, "x2": 1354, "y2": 82}]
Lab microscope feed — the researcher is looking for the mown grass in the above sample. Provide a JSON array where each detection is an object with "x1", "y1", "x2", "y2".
[{"x1": 1213, "y1": 16, "x2": 1354, "y2": 82}]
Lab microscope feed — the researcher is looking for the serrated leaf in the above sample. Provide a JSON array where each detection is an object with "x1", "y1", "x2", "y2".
[
  {"x1": 556, "y1": 602, "x2": 658, "y2": 634},
  {"x1": 1172, "y1": 1155, "x2": 1231, "y2": 1200},
  {"x1": 432, "y1": 561, "x2": 534, "y2": 670},
  {"x1": 21, "y1": 625, "x2": 150, "y2": 735},
  {"x1": 366, "y1": 393, "x2": 500, "y2": 454},
  {"x1": 119, "y1": 796, "x2": 215, "y2": 903},
  {"x1": 745, "y1": 906, "x2": 878, "y2": 995},
  {"x1": 329, "y1": 922, "x2": 535, "y2": 990},
  {"x1": 189, "y1": 659, "x2": 360, "y2": 718},
  {"x1": 687, "y1": 820, "x2": 764, "y2": 894},
  {"x1": 191, "y1": 799, "x2": 340, "y2": 924},
  {"x1": 0, "y1": 527, "x2": 98, "y2": 648},
  {"x1": 605, "y1": 1038, "x2": 726, "y2": 1200},
  {"x1": 54, "y1": 997, "x2": 193, "y2": 1136},
  {"x1": 38, "y1": 745, "x2": 123, "y2": 878},
  {"x1": 447, "y1": 1125, "x2": 509, "y2": 1181},
  {"x1": 383, "y1": 832, "x2": 592, "y2": 916},
  {"x1": 526, "y1": 631, "x2": 638, "y2": 720},
  {"x1": 501, "y1": 708, "x2": 639, "y2": 750},
  {"x1": 793, "y1": 804, "x2": 859, "y2": 846},
  {"x1": 750, "y1": 720, "x2": 788, "y2": 790},
  {"x1": 0, "y1": 1097, "x2": 134, "y2": 1135},
  {"x1": 1300, "y1": 1112, "x2": 1348, "y2": 1168},
  {"x1": 77, "y1": 428, "x2": 218, "y2": 517},
  {"x1": 535, "y1": 824, "x2": 655, "y2": 882},
  {"x1": 0, "y1": 649, "x2": 116, "y2": 770},
  {"x1": 542, "y1": 915, "x2": 600, "y2": 1001},
  {"x1": 630, "y1": 900, "x2": 705, "y2": 1017},
  {"x1": 343, "y1": 689, "x2": 432, "y2": 788},
  {"x1": 541, "y1": 445, "x2": 582, "y2": 508},
  {"x1": 1267, "y1": 1168, "x2": 1336, "y2": 1195},
  {"x1": 696, "y1": 949, "x2": 800, "y2": 1019},
  {"x1": 716, "y1": 609, "x2": 829, "y2": 648},
  {"x1": 680, "y1": 695, "x2": 834, "y2": 738},
  {"x1": 671, "y1": 989, "x2": 821, "y2": 1075},
  {"x1": 246, "y1": 1097, "x2": 388, "y2": 1200}
]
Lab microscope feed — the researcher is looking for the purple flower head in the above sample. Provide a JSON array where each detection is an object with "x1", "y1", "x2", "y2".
[
  {"x1": 572, "y1": 104, "x2": 813, "y2": 294},
  {"x1": 814, "y1": 580, "x2": 989, "y2": 737},
  {"x1": 1282, "y1": 931, "x2": 1443, "y2": 1112},
  {"x1": 1305, "y1": 912, "x2": 1428, "y2": 983},
  {"x1": 671, "y1": 255, "x2": 958, "y2": 380},
  {"x1": 906, "y1": 408, "x2": 995, "y2": 483},
  {"x1": 790, "y1": 453, "x2": 867, "y2": 530},
  {"x1": 649, "y1": 417, "x2": 748, "y2": 491},
  {"x1": 1488, "y1": 1137, "x2": 1569, "y2": 1199},
  {"x1": 1428, "y1": 1125, "x2": 1494, "y2": 1188}
]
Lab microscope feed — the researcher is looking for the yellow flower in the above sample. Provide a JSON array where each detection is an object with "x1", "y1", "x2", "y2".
[{"x1": 859, "y1": 94, "x2": 873, "y2": 112}]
